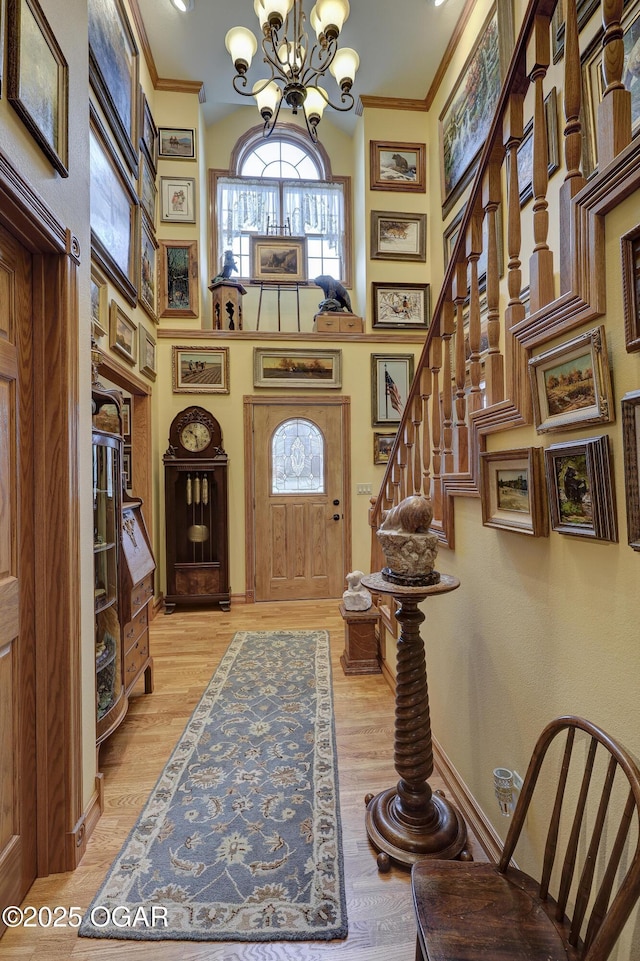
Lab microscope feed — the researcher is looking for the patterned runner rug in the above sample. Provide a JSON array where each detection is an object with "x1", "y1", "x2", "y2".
[{"x1": 80, "y1": 629, "x2": 347, "y2": 942}]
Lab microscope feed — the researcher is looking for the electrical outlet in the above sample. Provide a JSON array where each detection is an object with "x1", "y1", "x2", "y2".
[{"x1": 357, "y1": 483, "x2": 372, "y2": 495}]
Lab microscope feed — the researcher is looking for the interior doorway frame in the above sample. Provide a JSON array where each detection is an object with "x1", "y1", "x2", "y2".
[{"x1": 243, "y1": 394, "x2": 352, "y2": 604}]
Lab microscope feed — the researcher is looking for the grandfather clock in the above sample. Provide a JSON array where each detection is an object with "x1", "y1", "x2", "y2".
[{"x1": 163, "y1": 406, "x2": 230, "y2": 612}]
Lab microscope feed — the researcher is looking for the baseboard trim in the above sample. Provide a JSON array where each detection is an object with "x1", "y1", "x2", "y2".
[
  {"x1": 67, "y1": 775, "x2": 104, "y2": 868},
  {"x1": 432, "y1": 735, "x2": 502, "y2": 863}
]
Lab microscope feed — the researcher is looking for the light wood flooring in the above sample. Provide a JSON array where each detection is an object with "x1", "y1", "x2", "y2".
[{"x1": 0, "y1": 600, "x2": 486, "y2": 960}]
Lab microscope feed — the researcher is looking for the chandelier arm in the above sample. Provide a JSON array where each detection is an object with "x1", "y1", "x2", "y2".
[
  {"x1": 262, "y1": 92, "x2": 285, "y2": 138},
  {"x1": 305, "y1": 83, "x2": 355, "y2": 112},
  {"x1": 301, "y1": 38, "x2": 338, "y2": 84},
  {"x1": 301, "y1": 103, "x2": 320, "y2": 144},
  {"x1": 232, "y1": 65, "x2": 277, "y2": 98}
]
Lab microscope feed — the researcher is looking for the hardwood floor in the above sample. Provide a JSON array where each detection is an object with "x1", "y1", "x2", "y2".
[{"x1": 0, "y1": 600, "x2": 486, "y2": 960}]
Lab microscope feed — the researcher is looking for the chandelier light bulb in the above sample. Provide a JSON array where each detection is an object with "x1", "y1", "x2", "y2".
[
  {"x1": 309, "y1": 4, "x2": 323, "y2": 39},
  {"x1": 225, "y1": 26, "x2": 258, "y2": 74},
  {"x1": 263, "y1": 0, "x2": 294, "y2": 28},
  {"x1": 315, "y1": 0, "x2": 350, "y2": 40},
  {"x1": 252, "y1": 79, "x2": 282, "y2": 119},
  {"x1": 254, "y1": 0, "x2": 269, "y2": 28},
  {"x1": 329, "y1": 46, "x2": 359, "y2": 90},
  {"x1": 304, "y1": 86, "x2": 328, "y2": 123},
  {"x1": 171, "y1": 0, "x2": 194, "y2": 10},
  {"x1": 277, "y1": 39, "x2": 306, "y2": 74}
]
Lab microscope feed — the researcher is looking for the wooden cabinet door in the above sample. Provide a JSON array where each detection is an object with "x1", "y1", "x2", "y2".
[
  {"x1": 252, "y1": 401, "x2": 348, "y2": 601},
  {"x1": 0, "y1": 225, "x2": 37, "y2": 919}
]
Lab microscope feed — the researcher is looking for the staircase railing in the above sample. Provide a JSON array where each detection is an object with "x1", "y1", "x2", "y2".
[{"x1": 370, "y1": 0, "x2": 640, "y2": 570}]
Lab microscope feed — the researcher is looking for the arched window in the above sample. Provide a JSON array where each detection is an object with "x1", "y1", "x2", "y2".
[
  {"x1": 271, "y1": 418, "x2": 325, "y2": 494},
  {"x1": 215, "y1": 124, "x2": 350, "y2": 284}
]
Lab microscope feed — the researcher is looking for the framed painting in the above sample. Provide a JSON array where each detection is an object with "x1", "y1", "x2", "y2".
[
  {"x1": 158, "y1": 239, "x2": 199, "y2": 319},
  {"x1": 370, "y1": 140, "x2": 426, "y2": 192},
  {"x1": 551, "y1": 0, "x2": 599, "y2": 63},
  {"x1": 138, "y1": 326, "x2": 157, "y2": 381},
  {"x1": 250, "y1": 235, "x2": 307, "y2": 283},
  {"x1": 172, "y1": 346, "x2": 230, "y2": 394},
  {"x1": 372, "y1": 283, "x2": 430, "y2": 329},
  {"x1": 158, "y1": 126, "x2": 196, "y2": 160},
  {"x1": 7, "y1": 0, "x2": 68, "y2": 176},
  {"x1": 139, "y1": 150, "x2": 157, "y2": 226},
  {"x1": 90, "y1": 106, "x2": 138, "y2": 306},
  {"x1": 138, "y1": 217, "x2": 158, "y2": 323},
  {"x1": 544, "y1": 435, "x2": 617, "y2": 541},
  {"x1": 528, "y1": 326, "x2": 614, "y2": 433},
  {"x1": 160, "y1": 176, "x2": 196, "y2": 224},
  {"x1": 139, "y1": 87, "x2": 157, "y2": 172},
  {"x1": 515, "y1": 87, "x2": 560, "y2": 207},
  {"x1": 621, "y1": 222, "x2": 640, "y2": 352},
  {"x1": 621, "y1": 390, "x2": 640, "y2": 550},
  {"x1": 90, "y1": 263, "x2": 108, "y2": 338},
  {"x1": 121, "y1": 396, "x2": 131, "y2": 440},
  {"x1": 88, "y1": 0, "x2": 139, "y2": 176},
  {"x1": 480, "y1": 447, "x2": 548, "y2": 536},
  {"x1": 109, "y1": 300, "x2": 137, "y2": 366},
  {"x1": 439, "y1": 0, "x2": 514, "y2": 216},
  {"x1": 370, "y1": 210, "x2": 426, "y2": 262},
  {"x1": 123, "y1": 447, "x2": 132, "y2": 490},
  {"x1": 253, "y1": 348, "x2": 342, "y2": 388},
  {"x1": 371, "y1": 353, "x2": 415, "y2": 426},
  {"x1": 581, "y1": 2, "x2": 640, "y2": 176},
  {"x1": 374, "y1": 431, "x2": 397, "y2": 465}
]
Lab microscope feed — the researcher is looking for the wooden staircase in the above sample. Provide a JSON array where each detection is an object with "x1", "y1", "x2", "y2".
[{"x1": 370, "y1": 0, "x2": 640, "y2": 565}]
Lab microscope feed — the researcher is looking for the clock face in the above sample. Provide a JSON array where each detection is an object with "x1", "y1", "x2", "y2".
[{"x1": 180, "y1": 422, "x2": 212, "y2": 452}]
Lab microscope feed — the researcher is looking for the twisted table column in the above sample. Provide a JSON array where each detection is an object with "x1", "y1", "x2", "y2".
[{"x1": 360, "y1": 572, "x2": 469, "y2": 870}]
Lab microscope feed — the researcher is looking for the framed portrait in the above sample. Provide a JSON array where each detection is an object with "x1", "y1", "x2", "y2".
[
  {"x1": 439, "y1": 0, "x2": 514, "y2": 215},
  {"x1": 480, "y1": 447, "x2": 548, "y2": 536},
  {"x1": 121, "y1": 396, "x2": 131, "y2": 440},
  {"x1": 138, "y1": 217, "x2": 158, "y2": 322},
  {"x1": 158, "y1": 126, "x2": 196, "y2": 161},
  {"x1": 528, "y1": 326, "x2": 614, "y2": 433},
  {"x1": 138, "y1": 326, "x2": 156, "y2": 381},
  {"x1": 139, "y1": 150, "x2": 157, "y2": 226},
  {"x1": 250, "y1": 235, "x2": 307, "y2": 284},
  {"x1": 621, "y1": 222, "x2": 640, "y2": 353},
  {"x1": 371, "y1": 353, "x2": 415, "y2": 426},
  {"x1": 90, "y1": 106, "x2": 138, "y2": 306},
  {"x1": 172, "y1": 346, "x2": 230, "y2": 394},
  {"x1": 514, "y1": 87, "x2": 560, "y2": 207},
  {"x1": 544, "y1": 435, "x2": 617, "y2": 541},
  {"x1": 88, "y1": 0, "x2": 139, "y2": 176},
  {"x1": 370, "y1": 210, "x2": 426, "y2": 261},
  {"x1": 158, "y1": 239, "x2": 199, "y2": 319},
  {"x1": 90, "y1": 263, "x2": 108, "y2": 338},
  {"x1": 372, "y1": 283, "x2": 430, "y2": 329},
  {"x1": 139, "y1": 87, "x2": 157, "y2": 172},
  {"x1": 369, "y1": 140, "x2": 426, "y2": 192},
  {"x1": 253, "y1": 348, "x2": 342, "y2": 389},
  {"x1": 581, "y1": 2, "x2": 640, "y2": 176},
  {"x1": 160, "y1": 176, "x2": 196, "y2": 224},
  {"x1": 109, "y1": 300, "x2": 137, "y2": 366},
  {"x1": 621, "y1": 390, "x2": 640, "y2": 550},
  {"x1": 7, "y1": 0, "x2": 68, "y2": 176},
  {"x1": 374, "y1": 431, "x2": 397, "y2": 466}
]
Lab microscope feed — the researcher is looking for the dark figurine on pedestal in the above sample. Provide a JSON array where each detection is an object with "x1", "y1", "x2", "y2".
[
  {"x1": 211, "y1": 249, "x2": 238, "y2": 285},
  {"x1": 314, "y1": 274, "x2": 352, "y2": 313}
]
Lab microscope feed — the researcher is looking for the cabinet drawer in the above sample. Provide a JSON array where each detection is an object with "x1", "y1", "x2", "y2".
[
  {"x1": 314, "y1": 314, "x2": 340, "y2": 332},
  {"x1": 130, "y1": 573, "x2": 154, "y2": 616},
  {"x1": 339, "y1": 315, "x2": 363, "y2": 332},
  {"x1": 123, "y1": 605, "x2": 149, "y2": 652},
  {"x1": 124, "y1": 632, "x2": 149, "y2": 681}
]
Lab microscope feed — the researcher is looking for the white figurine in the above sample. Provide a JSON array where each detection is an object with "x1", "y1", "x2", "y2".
[{"x1": 343, "y1": 570, "x2": 372, "y2": 611}]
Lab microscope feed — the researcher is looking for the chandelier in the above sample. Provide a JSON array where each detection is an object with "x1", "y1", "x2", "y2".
[{"x1": 225, "y1": 0, "x2": 359, "y2": 142}]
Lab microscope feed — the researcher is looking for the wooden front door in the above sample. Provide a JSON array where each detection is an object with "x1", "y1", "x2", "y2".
[
  {"x1": 0, "y1": 225, "x2": 37, "y2": 916},
  {"x1": 251, "y1": 400, "x2": 349, "y2": 601}
]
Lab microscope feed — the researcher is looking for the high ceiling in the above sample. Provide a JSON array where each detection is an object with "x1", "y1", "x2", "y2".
[{"x1": 136, "y1": 0, "x2": 469, "y2": 131}]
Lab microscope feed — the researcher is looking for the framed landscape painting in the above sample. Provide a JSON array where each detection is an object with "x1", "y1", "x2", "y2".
[
  {"x1": 544, "y1": 435, "x2": 617, "y2": 541},
  {"x1": 158, "y1": 126, "x2": 196, "y2": 160},
  {"x1": 250, "y1": 235, "x2": 307, "y2": 283},
  {"x1": 138, "y1": 217, "x2": 158, "y2": 322},
  {"x1": 480, "y1": 447, "x2": 548, "y2": 536},
  {"x1": 621, "y1": 390, "x2": 640, "y2": 550},
  {"x1": 439, "y1": 0, "x2": 513, "y2": 215},
  {"x1": 88, "y1": 0, "x2": 139, "y2": 176},
  {"x1": 172, "y1": 346, "x2": 229, "y2": 394},
  {"x1": 109, "y1": 300, "x2": 137, "y2": 366},
  {"x1": 7, "y1": 0, "x2": 69, "y2": 176},
  {"x1": 158, "y1": 239, "x2": 199, "y2": 319},
  {"x1": 138, "y1": 325, "x2": 156, "y2": 381},
  {"x1": 370, "y1": 141, "x2": 426, "y2": 192},
  {"x1": 372, "y1": 283, "x2": 430, "y2": 329},
  {"x1": 529, "y1": 326, "x2": 614, "y2": 432},
  {"x1": 515, "y1": 87, "x2": 560, "y2": 207},
  {"x1": 370, "y1": 210, "x2": 426, "y2": 262},
  {"x1": 253, "y1": 348, "x2": 342, "y2": 388},
  {"x1": 374, "y1": 431, "x2": 397, "y2": 465},
  {"x1": 371, "y1": 353, "x2": 415, "y2": 426}
]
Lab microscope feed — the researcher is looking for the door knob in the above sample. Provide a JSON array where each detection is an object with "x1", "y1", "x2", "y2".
[
  {"x1": 332, "y1": 514, "x2": 340, "y2": 521},
  {"x1": 333, "y1": 499, "x2": 340, "y2": 506}
]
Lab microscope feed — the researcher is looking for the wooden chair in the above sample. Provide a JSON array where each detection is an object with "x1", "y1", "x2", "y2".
[{"x1": 412, "y1": 716, "x2": 640, "y2": 961}]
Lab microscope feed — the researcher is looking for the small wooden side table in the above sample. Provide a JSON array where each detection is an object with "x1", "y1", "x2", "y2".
[
  {"x1": 339, "y1": 603, "x2": 381, "y2": 675},
  {"x1": 360, "y1": 571, "x2": 470, "y2": 870}
]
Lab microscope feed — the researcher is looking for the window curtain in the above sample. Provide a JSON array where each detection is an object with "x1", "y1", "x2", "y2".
[
  {"x1": 217, "y1": 178, "x2": 279, "y2": 248},
  {"x1": 283, "y1": 181, "x2": 343, "y2": 251}
]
